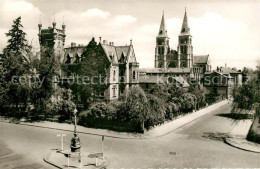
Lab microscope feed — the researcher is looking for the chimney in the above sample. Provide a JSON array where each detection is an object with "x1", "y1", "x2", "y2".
[
  {"x1": 111, "y1": 42, "x2": 114, "y2": 46},
  {"x1": 99, "y1": 37, "x2": 102, "y2": 43},
  {"x1": 103, "y1": 40, "x2": 107, "y2": 44},
  {"x1": 52, "y1": 22, "x2": 56, "y2": 29},
  {"x1": 71, "y1": 42, "x2": 76, "y2": 47},
  {"x1": 38, "y1": 24, "x2": 42, "y2": 34}
]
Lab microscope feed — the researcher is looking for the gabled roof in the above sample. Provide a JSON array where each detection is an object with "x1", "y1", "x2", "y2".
[
  {"x1": 180, "y1": 9, "x2": 191, "y2": 36},
  {"x1": 101, "y1": 44, "x2": 118, "y2": 63},
  {"x1": 157, "y1": 12, "x2": 168, "y2": 38},
  {"x1": 63, "y1": 46, "x2": 85, "y2": 63},
  {"x1": 138, "y1": 74, "x2": 189, "y2": 87},
  {"x1": 138, "y1": 68, "x2": 191, "y2": 74},
  {"x1": 219, "y1": 67, "x2": 241, "y2": 74},
  {"x1": 194, "y1": 55, "x2": 209, "y2": 64},
  {"x1": 115, "y1": 46, "x2": 130, "y2": 61},
  {"x1": 101, "y1": 43, "x2": 137, "y2": 64},
  {"x1": 204, "y1": 71, "x2": 233, "y2": 79}
]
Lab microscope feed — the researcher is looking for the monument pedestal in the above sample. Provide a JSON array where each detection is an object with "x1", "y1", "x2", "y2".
[{"x1": 70, "y1": 133, "x2": 81, "y2": 152}]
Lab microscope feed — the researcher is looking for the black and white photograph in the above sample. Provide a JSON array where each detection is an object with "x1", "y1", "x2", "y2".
[{"x1": 0, "y1": 0, "x2": 260, "y2": 168}]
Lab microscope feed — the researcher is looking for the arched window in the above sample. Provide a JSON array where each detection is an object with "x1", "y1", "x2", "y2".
[
  {"x1": 181, "y1": 62, "x2": 187, "y2": 68},
  {"x1": 168, "y1": 62, "x2": 176, "y2": 68},
  {"x1": 162, "y1": 47, "x2": 164, "y2": 55},
  {"x1": 133, "y1": 70, "x2": 136, "y2": 79},
  {"x1": 158, "y1": 62, "x2": 164, "y2": 68},
  {"x1": 113, "y1": 70, "x2": 116, "y2": 81}
]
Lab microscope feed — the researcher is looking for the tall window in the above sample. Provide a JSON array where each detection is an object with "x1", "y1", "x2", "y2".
[
  {"x1": 112, "y1": 85, "x2": 117, "y2": 98},
  {"x1": 113, "y1": 70, "x2": 116, "y2": 81},
  {"x1": 133, "y1": 70, "x2": 136, "y2": 79},
  {"x1": 162, "y1": 47, "x2": 164, "y2": 55}
]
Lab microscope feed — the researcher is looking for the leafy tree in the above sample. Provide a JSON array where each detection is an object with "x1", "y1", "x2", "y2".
[
  {"x1": 188, "y1": 84, "x2": 206, "y2": 109},
  {"x1": 148, "y1": 84, "x2": 168, "y2": 101},
  {"x1": 145, "y1": 94, "x2": 166, "y2": 128},
  {"x1": 30, "y1": 50, "x2": 58, "y2": 117},
  {"x1": 0, "y1": 62, "x2": 8, "y2": 111},
  {"x1": 232, "y1": 65, "x2": 259, "y2": 113},
  {"x1": 1, "y1": 49, "x2": 31, "y2": 116},
  {"x1": 46, "y1": 87, "x2": 76, "y2": 121},
  {"x1": 123, "y1": 85, "x2": 149, "y2": 132},
  {"x1": 242, "y1": 67, "x2": 254, "y2": 83}
]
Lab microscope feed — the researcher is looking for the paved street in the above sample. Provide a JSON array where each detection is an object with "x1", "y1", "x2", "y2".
[{"x1": 1, "y1": 103, "x2": 260, "y2": 168}]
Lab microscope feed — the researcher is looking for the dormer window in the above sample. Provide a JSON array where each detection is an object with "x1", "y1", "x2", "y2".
[
  {"x1": 119, "y1": 54, "x2": 124, "y2": 63},
  {"x1": 159, "y1": 29, "x2": 163, "y2": 34}
]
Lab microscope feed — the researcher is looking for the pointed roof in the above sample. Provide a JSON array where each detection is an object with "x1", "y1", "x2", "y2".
[
  {"x1": 180, "y1": 8, "x2": 191, "y2": 35},
  {"x1": 157, "y1": 11, "x2": 168, "y2": 38}
]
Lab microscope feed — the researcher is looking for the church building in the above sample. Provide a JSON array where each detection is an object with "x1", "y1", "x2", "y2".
[{"x1": 139, "y1": 9, "x2": 211, "y2": 88}]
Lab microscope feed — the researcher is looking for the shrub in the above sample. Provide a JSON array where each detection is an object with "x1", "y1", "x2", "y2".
[
  {"x1": 181, "y1": 93, "x2": 197, "y2": 113},
  {"x1": 165, "y1": 101, "x2": 179, "y2": 120},
  {"x1": 88, "y1": 102, "x2": 107, "y2": 118}
]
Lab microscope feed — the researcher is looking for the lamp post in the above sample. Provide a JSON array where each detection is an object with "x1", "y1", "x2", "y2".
[{"x1": 70, "y1": 108, "x2": 81, "y2": 152}]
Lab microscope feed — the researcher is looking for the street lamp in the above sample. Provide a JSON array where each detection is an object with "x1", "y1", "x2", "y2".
[{"x1": 70, "y1": 107, "x2": 81, "y2": 152}]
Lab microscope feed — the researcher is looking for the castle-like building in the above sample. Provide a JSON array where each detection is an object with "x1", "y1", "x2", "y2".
[{"x1": 38, "y1": 9, "x2": 212, "y2": 100}]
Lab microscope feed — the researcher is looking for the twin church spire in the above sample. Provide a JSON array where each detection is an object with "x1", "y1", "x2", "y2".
[
  {"x1": 155, "y1": 8, "x2": 193, "y2": 69},
  {"x1": 158, "y1": 8, "x2": 190, "y2": 36},
  {"x1": 157, "y1": 11, "x2": 168, "y2": 37},
  {"x1": 180, "y1": 8, "x2": 190, "y2": 34}
]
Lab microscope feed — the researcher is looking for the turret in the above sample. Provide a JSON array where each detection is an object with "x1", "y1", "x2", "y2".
[
  {"x1": 38, "y1": 23, "x2": 42, "y2": 34},
  {"x1": 62, "y1": 24, "x2": 66, "y2": 33},
  {"x1": 155, "y1": 11, "x2": 169, "y2": 69},
  {"x1": 177, "y1": 8, "x2": 193, "y2": 68},
  {"x1": 53, "y1": 22, "x2": 56, "y2": 29}
]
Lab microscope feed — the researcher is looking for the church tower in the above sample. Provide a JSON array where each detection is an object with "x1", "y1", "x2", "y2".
[
  {"x1": 155, "y1": 12, "x2": 170, "y2": 68},
  {"x1": 177, "y1": 8, "x2": 193, "y2": 68},
  {"x1": 38, "y1": 21, "x2": 66, "y2": 63}
]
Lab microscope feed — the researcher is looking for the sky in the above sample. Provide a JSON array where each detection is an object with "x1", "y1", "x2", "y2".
[{"x1": 0, "y1": 0, "x2": 260, "y2": 70}]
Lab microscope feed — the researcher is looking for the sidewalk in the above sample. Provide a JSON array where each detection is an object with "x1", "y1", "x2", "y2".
[
  {"x1": 224, "y1": 119, "x2": 260, "y2": 153},
  {"x1": 1, "y1": 100, "x2": 228, "y2": 139},
  {"x1": 43, "y1": 150, "x2": 109, "y2": 169}
]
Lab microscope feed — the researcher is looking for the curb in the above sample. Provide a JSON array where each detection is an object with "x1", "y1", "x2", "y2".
[
  {"x1": 149, "y1": 102, "x2": 228, "y2": 138},
  {"x1": 224, "y1": 138, "x2": 260, "y2": 154},
  {"x1": 43, "y1": 151, "x2": 110, "y2": 169},
  {"x1": 1, "y1": 100, "x2": 228, "y2": 140},
  {"x1": 43, "y1": 151, "x2": 63, "y2": 169},
  {"x1": 19, "y1": 122, "x2": 139, "y2": 140}
]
